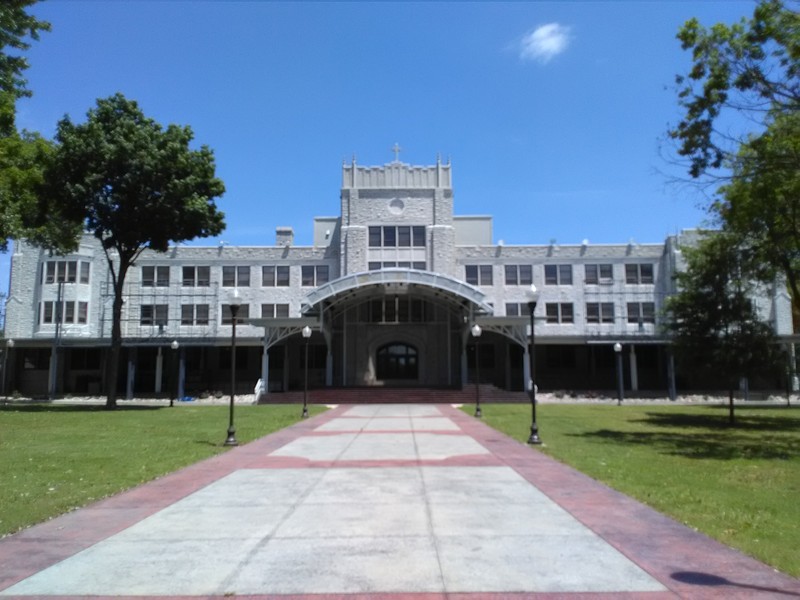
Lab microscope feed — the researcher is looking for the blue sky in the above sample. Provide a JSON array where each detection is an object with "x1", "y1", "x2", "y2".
[{"x1": 3, "y1": 0, "x2": 757, "y2": 295}]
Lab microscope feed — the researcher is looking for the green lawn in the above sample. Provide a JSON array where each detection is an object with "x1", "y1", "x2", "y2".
[
  {"x1": 0, "y1": 403, "x2": 325, "y2": 537},
  {"x1": 470, "y1": 402, "x2": 800, "y2": 578}
]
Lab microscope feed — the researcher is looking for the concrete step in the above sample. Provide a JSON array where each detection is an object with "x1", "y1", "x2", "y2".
[{"x1": 257, "y1": 385, "x2": 529, "y2": 405}]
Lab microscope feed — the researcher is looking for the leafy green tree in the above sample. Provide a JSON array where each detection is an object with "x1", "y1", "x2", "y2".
[
  {"x1": 0, "y1": 1, "x2": 50, "y2": 248},
  {"x1": 664, "y1": 233, "x2": 784, "y2": 424},
  {"x1": 42, "y1": 93, "x2": 226, "y2": 409},
  {"x1": 715, "y1": 111, "x2": 800, "y2": 307},
  {"x1": 0, "y1": 0, "x2": 50, "y2": 134},
  {"x1": 670, "y1": 0, "x2": 799, "y2": 180}
]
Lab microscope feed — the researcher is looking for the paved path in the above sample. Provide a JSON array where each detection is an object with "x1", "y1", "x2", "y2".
[{"x1": 1, "y1": 404, "x2": 798, "y2": 599}]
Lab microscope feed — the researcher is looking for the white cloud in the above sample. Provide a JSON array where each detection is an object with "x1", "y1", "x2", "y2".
[{"x1": 519, "y1": 23, "x2": 571, "y2": 64}]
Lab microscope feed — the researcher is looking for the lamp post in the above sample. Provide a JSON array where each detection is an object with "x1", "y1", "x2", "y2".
[
  {"x1": 302, "y1": 325, "x2": 312, "y2": 418},
  {"x1": 471, "y1": 323, "x2": 482, "y2": 418},
  {"x1": 170, "y1": 340, "x2": 179, "y2": 407},
  {"x1": 614, "y1": 342, "x2": 624, "y2": 405},
  {"x1": 526, "y1": 284, "x2": 542, "y2": 445},
  {"x1": 2, "y1": 339, "x2": 13, "y2": 396},
  {"x1": 224, "y1": 291, "x2": 242, "y2": 447}
]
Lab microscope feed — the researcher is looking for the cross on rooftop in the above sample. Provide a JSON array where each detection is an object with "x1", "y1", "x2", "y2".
[{"x1": 391, "y1": 142, "x2": 402, "y2": 162}]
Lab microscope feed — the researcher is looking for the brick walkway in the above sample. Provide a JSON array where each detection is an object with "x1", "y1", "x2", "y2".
[{"x1": 1, "y1": 404, "x2": 798, "y2": 599}]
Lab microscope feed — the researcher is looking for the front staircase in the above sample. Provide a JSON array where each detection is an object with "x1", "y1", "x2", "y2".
[{"x1": 256, "y1": 385, "x2": 529, "y2": 405}]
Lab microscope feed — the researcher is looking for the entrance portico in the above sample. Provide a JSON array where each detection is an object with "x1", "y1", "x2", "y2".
[{"x1": 251, "y1": 269, "x2": 534, "y2": 396}]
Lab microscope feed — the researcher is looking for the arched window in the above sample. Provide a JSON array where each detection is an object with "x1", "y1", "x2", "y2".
[{"x1": 376, "y1": 343, "x2": 418, "y2": 380}]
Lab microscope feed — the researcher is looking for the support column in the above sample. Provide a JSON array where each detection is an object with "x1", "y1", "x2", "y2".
[
  {"x1": 667, "y1": 349, "x2": 677, "y2": 401},
  {"x1": 177, "y1": 349, "x2": 185, "y2": 401},
  {"x1": 155, "y1": 347, "x2": 163, "y2": 394},
  {"x1": 48, "y1": 347, "x2": 58, "y2": 400},
  {"x1": 326, "y1": 350, "x2": 333, "y2": 387},
  {"x1": 260, "y1": 341, "x2": 270, "y2": 398},
  {"x1": 126, "y1": 349, "x2": 136, "y2": 400},
  {"x1": 460, "y1": 345, "x2": 468, "y2": 387},
  {"x1": 629, "y1": 345, "x2": 639, "y2": 392},
  {"x1": 282, "y1": 344, "x2": 289, "y2": 392}
]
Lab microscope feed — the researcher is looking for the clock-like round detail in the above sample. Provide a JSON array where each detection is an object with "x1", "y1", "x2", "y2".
[{"x1": 388, "y1": 198, "x2": 405, "y2": 215}]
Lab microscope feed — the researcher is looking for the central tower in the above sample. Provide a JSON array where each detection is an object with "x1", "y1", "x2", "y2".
[{"x1": 339, "y1": 154, "x2": 456, "y2": 277}]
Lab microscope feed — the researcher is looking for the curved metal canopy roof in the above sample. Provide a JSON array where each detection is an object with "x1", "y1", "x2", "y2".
[{"x1": 301, "y1": 269, "x2": 493, "y2": 315}]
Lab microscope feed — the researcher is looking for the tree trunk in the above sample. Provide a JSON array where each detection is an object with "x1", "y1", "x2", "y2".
[
  {"x1": 728, "y1": 386, "x2": 735, "y2": 425},
  {"x1": 105, "y1": 257, "x2": 131, "y2": 410}
]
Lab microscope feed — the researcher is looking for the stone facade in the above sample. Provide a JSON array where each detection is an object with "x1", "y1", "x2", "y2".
[{"x1": 2, "y1": 156, "x2": 794, "y2": 398}]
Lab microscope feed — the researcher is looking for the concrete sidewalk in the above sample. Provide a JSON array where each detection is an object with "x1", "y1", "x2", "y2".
[{"x1": 1, "y1": 404, "x2": 798, "y2": 599}]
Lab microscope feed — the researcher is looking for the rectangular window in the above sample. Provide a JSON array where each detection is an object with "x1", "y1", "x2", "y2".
[
  {"x1": 64, "y1": 301, "x2": 75, "y2": 323},
  {"x1": 301, "y1": 265, "x2": 329, "y2": 286},
  {"x1": 44, "y1": 260, "x2": 89, "y2": 284},
  {"x1": 586, "y1": 302, "x2": 615, "y2": 324},
  {"x1": 261, "y1": 303, "x2": 290, "y2": 318},
  {"x1": 398, "y1": 226, "x2": 411, "y2": 247},
  {"x1": 182, "y1": 266, "x2": 210, "y2": 287},
  {"x1": 80, "y1": 262, "x2": 90, "y2": 284},
  {"x1": 504, "y1": 265, "x2": 533, "y2": 286},
  {"x1": 196, "y1": 304, "x2": 209, "y2": 325},
  {"x1": 585, "y1": 264, "x2": 613, "y2": 284},
  {"x1": 627, "y1": 302, "x2": 656, "y2": 324},
  {"x1": 221, "y1": 303, "x2": 250, "y2": 325},
  {"x1": 506, "y1": 303, "x2": 520, "y2": 317},
  {"x1": 140, "y1": 304, "x2": 168, "y2": 326},
  {"x1": 466, "y1": 265, "x2": 493, "y2": 285},
  {"x1": 180, "y1": 304, "x2": 210, "y2": 326},
  {"x1": 142, "y1": 266, "x2": 169, "y2": 287},
  {"x1": 222, "y1": 266, "x2": 250, "y2": 287},
  {"x1": 77, "y1": 301, "x2": 88, "y2": 324},
  {"x1": 369, "y1": 225, "x2": 426, "y2": 247},
  {"x1": 382, "y1": 226, "x2": 396, "y2": 247},
  {"x1": 368, "y1": 262, "x2": 381, "y2": 271},
  {"x1": 545, "y1": 264, "x2": 572, "y2": 285},
  {"x1": 625, "y1": 263, "x2": 654, "y2": 284},
  {"x1": 412, "y1": 226, "x2": 426, "y2": 247},
  {"x1": 546, "y1": 303, "x2": 574, "y2": 324},
  {"x1": 41, "y1": 301, "x2": 53, "y2": 324},
  {"x1": 369, "y1": 226, "x2": 382, "y2": 247},
  {"x1": 262, "y1": 265, "x2": 290, "y2": 287}
]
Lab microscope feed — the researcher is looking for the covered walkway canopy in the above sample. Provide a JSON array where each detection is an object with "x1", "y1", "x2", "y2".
[{"x1": 300, "y1": 269, "x2": 495, "y2": 316}]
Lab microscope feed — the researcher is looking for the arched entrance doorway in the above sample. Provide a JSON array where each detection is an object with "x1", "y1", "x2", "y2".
[{"x1": 376, "y1": 342, "x2": 418, "y2": 381}]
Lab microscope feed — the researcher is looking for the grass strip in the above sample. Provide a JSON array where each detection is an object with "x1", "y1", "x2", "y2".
[
  {"x1": 468, "y1": 402, "x2": 800, "y2": 578},
  {"x1": 0, "y1": 403, "x2": 325, "y2": 537}
]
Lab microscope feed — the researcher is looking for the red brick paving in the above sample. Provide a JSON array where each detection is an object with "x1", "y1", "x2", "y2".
[{"x1": 0, "y1": 403, "x2": 798, "y2": 599}]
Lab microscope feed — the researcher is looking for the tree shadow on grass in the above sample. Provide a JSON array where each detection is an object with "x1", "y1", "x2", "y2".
[
  {"x1": 573, "y1": 428, "x2": 797, "y2": 460},
  {"x1": 0, "y1": 404, "x2": 162, "y2": 413},
  {"x1": 631, "y1": 407, "x2": 800, "y2": 433}
]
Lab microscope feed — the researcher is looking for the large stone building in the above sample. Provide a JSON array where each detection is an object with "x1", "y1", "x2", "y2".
[{"x1": 2, "y1": 155, "x2": 794, "y2": 399}]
